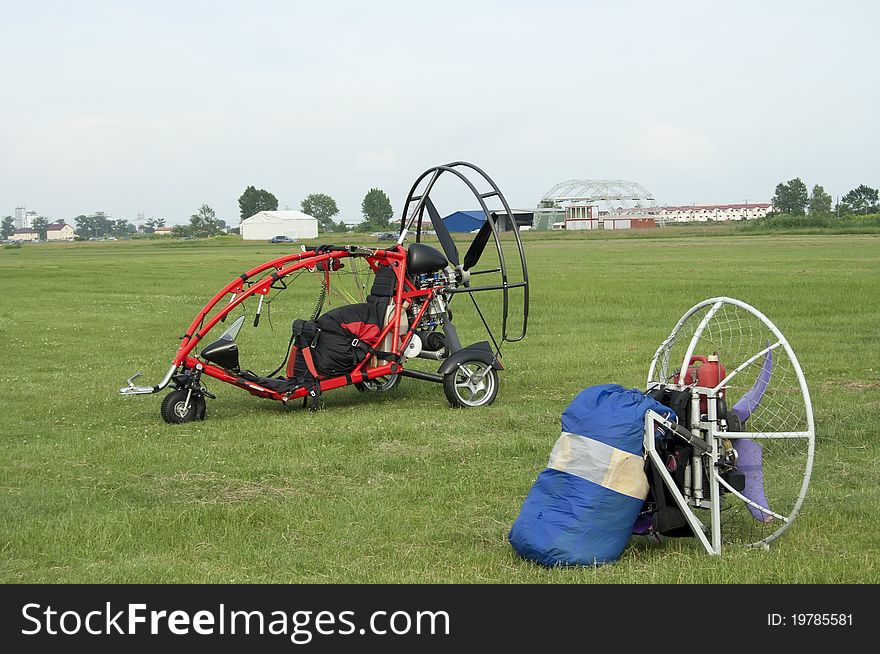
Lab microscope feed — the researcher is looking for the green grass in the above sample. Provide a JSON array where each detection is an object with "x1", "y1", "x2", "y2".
[{"x1": 1, "y1": 232, "x2": 878, "y2": 583}]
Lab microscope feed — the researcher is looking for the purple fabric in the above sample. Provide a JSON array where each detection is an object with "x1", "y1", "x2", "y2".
[
  {"x1": 732, "y1": 438, "x2": 773, "y2": 522},
  {"x1": 731, "y1": 345, "x2": 773, "y2": 423},
  {"x1": 632, "y1": 514, "x2": 654, "y2": 535},
  {"x1": 731, "y1": 346, "x2": 774, "y2": 522}
]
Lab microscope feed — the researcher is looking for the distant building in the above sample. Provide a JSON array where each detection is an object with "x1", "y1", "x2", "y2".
[
  {"x1": 604, "y1": 217, "x2": 656, "y2": 229},
  {"x1": 538, "y1": 179, "x2": 657, "y2": 230},
  {"x1": 240, "y1": 210, "x2": 319, "y2": 241},
  {"x1": 442, "y1": 211, "x2": 485, "y2": 233},
  {"x1": 564, "y1": 204, "x2": 598, "y2": 230},
  {"x1": 14, "y1": 207, "x2": 37, "y2": 230},
  {"x1": 46, "y1": 223, "x2": 75, "y2": 241},
  {"x1": 441, "y1": 210, "x2": 534, "y2": 233},
  {"x1": 13, "y1": 227, "x2": 38, "y2": 242},
  {"x1": 153, "y1": 226, "x2": 174, "y2": 236},
  {"x1": 533, "y1": 208, "x2": 566, "y2": 230},
  {"x1": 659, "y1": 203, "x2": 772, "y2": 223},
  {"x1": 562, "y1": 204, "x2": 656, "y2": 230}
]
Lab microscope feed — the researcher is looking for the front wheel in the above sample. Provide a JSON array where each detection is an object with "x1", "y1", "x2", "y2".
[
  {"x1": 443, "y1": 361, "x2": 498, "y2": 408},
  {"x1": 161, "y1": 388, "x2": 206, "y2": 424}
]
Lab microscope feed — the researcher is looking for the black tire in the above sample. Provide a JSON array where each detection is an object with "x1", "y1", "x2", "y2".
[
  {"x1": 443, "y1": 360, "x2": 499, "y2": 408},
  {"x1": 354, "y1": 374, "x2": 401, "y2": 393},
  {"x1": 161, "y1": 389, "x2": 206, "y2": 424}
]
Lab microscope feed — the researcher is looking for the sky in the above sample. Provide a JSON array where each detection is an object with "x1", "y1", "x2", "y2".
[{"x1": 2, "y1": 0, "x2": 878, "y2": 226}]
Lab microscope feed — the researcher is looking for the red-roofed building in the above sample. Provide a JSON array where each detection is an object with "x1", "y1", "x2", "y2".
[
  {"x1": 659, "y1": 203, "x2": 772, "y2": 223},
  {"x1": 13, "y1": 227, "x2": 39, "y2": 242},
  {"x1": 46, "y1": 223, "x2": 75, "y2": 241}
]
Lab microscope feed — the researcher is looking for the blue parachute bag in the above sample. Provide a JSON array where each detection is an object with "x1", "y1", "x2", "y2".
[{"x1": 508, "y1": 384, "x2": 675, "y2": 567}]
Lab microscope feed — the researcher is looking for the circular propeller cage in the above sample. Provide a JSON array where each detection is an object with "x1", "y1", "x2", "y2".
[
  {"x1": 648, "y1": 297, "x2": 815, "y2": 549},
  {"x1": 398, "y1": 161, "x2": 529, "y2": 346}
]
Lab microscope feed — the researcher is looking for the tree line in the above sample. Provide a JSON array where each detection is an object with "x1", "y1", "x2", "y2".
[
  {"x1": 238, "y1": 186, "x2": 395, "y2": 233},
  {"x1": 2, "y1": 184, "x2": 395, "y2": 241},
  {"x1": 0, "y1": 215, "x2": 68, "y2": 240},
  {"x1": 771, "y1": 179, "x2": 879, "y2": 217},
  {"x1": 0, "y1": 212, "x2": 138, "y2": 240}
]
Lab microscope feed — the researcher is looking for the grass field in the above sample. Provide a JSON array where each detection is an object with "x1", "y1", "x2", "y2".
[{"x1": 2, "y1": 231, "x2": 878, "y2": 583}]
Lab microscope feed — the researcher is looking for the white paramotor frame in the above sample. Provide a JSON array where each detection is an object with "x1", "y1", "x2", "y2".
[{"x1": 645, "y1": 297, "x2": 815, "y2": 555}]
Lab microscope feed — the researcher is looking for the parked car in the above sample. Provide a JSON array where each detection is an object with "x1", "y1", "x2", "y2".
[
  {"x1": 376, "y1": 232, "x2": 398, "y2": 241},
  {"x1": 271, "y1": 235, "x2": 297, "y2": 243}
]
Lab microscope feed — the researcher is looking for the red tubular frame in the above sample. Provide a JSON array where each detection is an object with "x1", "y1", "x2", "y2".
[{"x1": 173, "y1": 245, "x2": 442, "y2": 403}]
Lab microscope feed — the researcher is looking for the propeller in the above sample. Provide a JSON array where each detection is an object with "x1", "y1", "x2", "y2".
[
  {"x1": 424, "y1": 197, "x2": 459, "y2": 267},
  {"x1": 463, "y1": 218, "x2": 493, "y2": 271},
  {"x1": 731, "y1": 345, "x2": 773, "y2": 423},
  {"x1": 424, "y1": 197, "x2": 496, "y2": 272},
  {"x1": 424, "y1": 196, "x2": 498, "y2": 350},
  {"x1": 730, "y1": 346, "x2": 774, "y2": 522}
]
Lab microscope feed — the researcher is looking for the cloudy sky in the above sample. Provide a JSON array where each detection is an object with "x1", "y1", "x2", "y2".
[{"x1": 2, "y1": 1, "x2": 877, "y2": 225}]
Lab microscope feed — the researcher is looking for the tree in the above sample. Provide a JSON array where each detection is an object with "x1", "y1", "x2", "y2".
[
  {"x1": 360, "y1": 188, "x2": 394, "y2": 231},
  {"x1": 301, "y1": 193, "x2": 340, "y2": 232},
  {"x1": 189, "y1": 204, "x2": 222, "y2": 238},
  {"x1": 74, "y1": 211, "x2": 114, "y2": 238},
  {"x1": 771, "y1": 178, "x2": 809, "y2": 215},
  {"x1": 32, "y1": 216, "x2": 49, "y2": 240},
  {"x1": 840, "y1": 184, "x2": 879, "y2": 215},
  {"x1": 238, "y1": 186, "x2": 278, "y2": 222},
  {"x1": 74, "y1": 214, "x2": 92, "y2": 238},
  {"x1": 808, "y1": 184, "x2": 832, "y2": 216},
  {"x1": 1, "y1": 216, "x2": 15, "y2": 240}
]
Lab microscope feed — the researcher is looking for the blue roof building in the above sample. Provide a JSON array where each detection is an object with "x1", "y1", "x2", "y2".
[
  {"x1": 442, "y1": 211, "x2": 487, "y2": 232},
  {"x1": 442, "y1": 210, "x2": 534, "y2": 233}
]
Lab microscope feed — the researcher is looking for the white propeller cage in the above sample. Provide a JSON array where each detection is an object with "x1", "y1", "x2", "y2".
[{"x1": 645, "y1": 297, "x2": 815, "y2": 555}]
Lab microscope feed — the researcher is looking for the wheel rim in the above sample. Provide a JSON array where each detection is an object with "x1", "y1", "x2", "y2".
[
  {"x1": 173, "y1": 400, "x2": 190, "y2": 419},
  {"x1": 362, "y1": 375, "x2": 398, "y2": 392},
  {"x1": 453, "y1": 362, "x2": 495, "y2": 407}
]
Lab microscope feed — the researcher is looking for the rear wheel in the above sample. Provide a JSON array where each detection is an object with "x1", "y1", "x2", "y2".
[
  {"x1": 443, "y1": 360, "x2": 498, "y2": 408},
  {"x1": 355, "y1": 374, "x2": 401, "y2": 393},
  {"x1": 161, "y1": 388, "x2": 206, "y2": 424}
]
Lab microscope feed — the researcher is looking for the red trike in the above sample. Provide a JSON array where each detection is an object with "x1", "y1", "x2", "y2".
[{"x1": 120, "y1": 162, "x2": 529, "y2": 422}]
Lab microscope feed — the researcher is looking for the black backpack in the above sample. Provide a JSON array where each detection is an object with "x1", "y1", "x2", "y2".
[
  {"x1": 643, "y1": 387, "x2": 695, "y2": 537},
  {"x1": 285, "y1": 265, "x2": 397, "y2": 408}
]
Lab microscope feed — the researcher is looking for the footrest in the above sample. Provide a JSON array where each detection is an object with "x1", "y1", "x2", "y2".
[{"x1": 238, "y1": 370, "x2": 301, "y2": 393}]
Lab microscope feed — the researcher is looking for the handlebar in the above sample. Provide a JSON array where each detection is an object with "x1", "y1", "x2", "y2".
[
  {"x1": 300, "y1": 244, "x2": 377, "y2": 256},
  {"x1": 671, "y1": 423, "x2": 710, "y2": 454}
]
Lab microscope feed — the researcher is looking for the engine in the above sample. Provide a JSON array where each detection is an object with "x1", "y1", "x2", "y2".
[{"x1": 408, "y1": 267, "x2": 457, "y2": 329}]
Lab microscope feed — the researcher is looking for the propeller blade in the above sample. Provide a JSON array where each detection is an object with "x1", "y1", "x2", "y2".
[
  {"x1": 732, "y1": 438, "x2": 774, "y2": 522},
  {"x1": 729, "y1": 343, "x2": 774, "y2": 523},
  {"x1": 424, "y1": 197, "x2": 459, "y2": 267},
  {"x1": 463, "y1": 216, "x2": 493, "y2": 271},
  {"x1": 731, "y1": 344, "x2": 773, "y2": 423}
]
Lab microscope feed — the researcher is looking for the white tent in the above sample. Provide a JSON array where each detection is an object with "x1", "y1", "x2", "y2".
[{"x1": 240, "y1": 210, "x2": 318, "y2": 241}]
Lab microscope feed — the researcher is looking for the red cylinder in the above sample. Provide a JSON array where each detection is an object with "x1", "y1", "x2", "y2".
[{"x1": 685, "y1": 354, "x2": 726, "y2": 414}]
